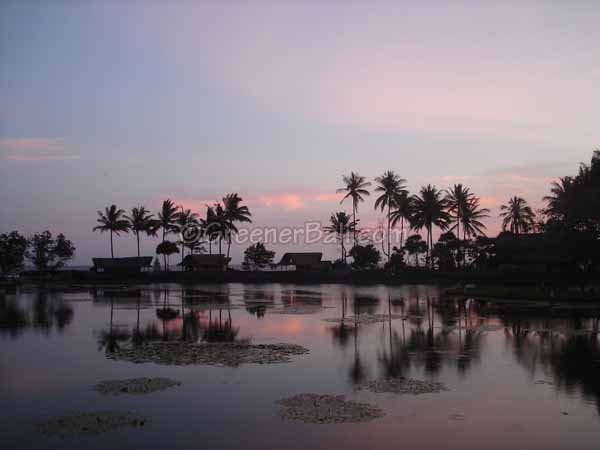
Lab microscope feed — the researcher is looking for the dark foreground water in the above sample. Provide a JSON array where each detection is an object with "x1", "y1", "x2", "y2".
[{"x1": 1, "y1": 284, "x2": 599, "y2": 450}]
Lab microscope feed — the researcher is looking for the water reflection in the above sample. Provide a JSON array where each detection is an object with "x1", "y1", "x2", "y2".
[
  {"x1": 2, "y1": 284, "x2": 600, "y2": 417},
  {"x1": 0, "y1": 291, "x2": 73, "y2": 338}
]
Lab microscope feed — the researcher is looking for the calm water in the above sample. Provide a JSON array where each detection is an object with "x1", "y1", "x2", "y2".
[{"x1": 1, "y1": 283, "x2": 599, "y2": 450}]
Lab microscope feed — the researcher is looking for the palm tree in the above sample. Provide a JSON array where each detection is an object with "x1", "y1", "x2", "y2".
[
  {"x1": 213, "y1": 202, "x2": 228, "y2": 255},
  {"x1": 324, "y1": 212, "x2": 355, "y2": 264},
  {"x1": 499, "y1": 196, "x2": 535, "y2": 234},
  {"x1": 410, "y1": 185, "x2": 451, "y2": 268},
  {"x1": 374, "y1": 171, "x2": 407, "y2": 261},
  {"x1": 204, "y1": 205, "x2": 218, "y2": 255},
  {"x1": 222, "y1": 193, "x2": 252, "y2": 261},
  {"x1": 445, "y1": 184, "x2": 473, "y2": 241},
  {"x1": 389, "y1": 192, "x2": 412, "y2": 250},
  {"x1": 457, "y1": 197, "x2": 489, "y2": 267},
  {"x1": 174, "y1": 206, "x2": 199, "y2": 266},
  {"x1": 543, "y1": 176, "x2": 576, "y2": 225},
  {"x1": 125, "y1": 206, "x2": 157, "y2": 257},
  {"x1": 93, "y1": 204, "x2": 130, "y2": 258},
  {"x1": 158, "y1": 199, "x2": 178, "y2": 269},
  {"x1": 337, "y1": 172, "x2": 371, "y2": 246},
  {"x1": 461, "y1": 197, "x2": 490, "y2": 240}
]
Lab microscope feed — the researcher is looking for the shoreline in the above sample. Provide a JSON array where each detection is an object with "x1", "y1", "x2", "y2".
[{"x1": 11, "y1": 267, "x2": 598, "y2": 288}]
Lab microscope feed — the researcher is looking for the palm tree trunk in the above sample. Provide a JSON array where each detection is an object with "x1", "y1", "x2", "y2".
[
  {"x1": 181, "y1": 243, "x2": 184, "y2": 270},
  {"x1": 353, "y1": 202, "x2": 357, "y2": 248},
  {"x1": 136, "y1": 232, "x2": 140, "y2": 257},
  {"x1": 162, "y1": 229, "x2": 167, "y2": 270},
  {"x1": 219, "y1": 237, "x2": 222, "y2": 255},
  {"x1": 226, "y1": 235, "x2": 232, "y2": 269},
  {"x1": 427, "y1": 227, "x2": 432, "y2": 269},
  {"x1": 341, "y1": 234, "x2": 345, "y2": 264},
  {"x1": 400, "y1": 217, "x2": 404, "y2": 250},
  {"x1": 463, "y1": 228, "x2": 467, "y2": 268},
  {"x1": 387, "y1": 206, "x2": 391, "y2": 262},
  {"x1": 110, "y1": 230, "x2": 114, "y2": 259}
]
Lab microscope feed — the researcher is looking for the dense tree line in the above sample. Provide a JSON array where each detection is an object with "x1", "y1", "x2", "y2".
[
  {"x1": 93, "y1": 194, "x2": 251, "y2": 269},
  {"x1": 331, "y1": 150, "x2": 600, "y2": 274},
  {"x1": 0, "y1": 231, "x2": 75, "y2": 274}
]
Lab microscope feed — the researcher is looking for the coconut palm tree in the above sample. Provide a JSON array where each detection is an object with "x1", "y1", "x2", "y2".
[
  {"x1": 543, "y1": 176, "x2": 576, "y2": 225},
  {"x1": 457, "y1": 197, "x2": 489, "y2": 267},
  {"x1": 499, "y1": 196, "x2": 535, "y2": 234},
  {"x1": 374, "y1": 171, "x2": 407, "y2": 261},
  {"x1": 158, "y1": 199, "x2": 178, "y2": 269},
  {"x1": 389, "y1": 192, "x2": 412, "y2": 250},
  {"x1": 213, "y1": 202, "x2": 228, "y2": 255},
  {"x1": 445, "y1": 184, "x2": 473, "y2": 241},
  {"x1": 324, "y1": 212, "x2": 355, "y2": 264},
  {"x1": 93, "y1": 204, "x2": 130, "y2": 258},
  {"x1": 204, "y1": 205, "x2": 219, "y2": 255},
  {"x1": 125, "y1": 206, "x2": 157, "y2": 257},
  {"x1": 223, "y1": 193, "x2": 252, "y2": 261},
  {"x1": 337, "y1": 172, "x2": 371, "y2": 246},
  {"x1": 410, "y1": 185, "x2": 451, "y2": 268},
  {"x1": 174, "y1": 206, "x2": 199, "y2": 266},
  {"x1": 461, "y1": 197, "x2": 490, "y2": 239}
]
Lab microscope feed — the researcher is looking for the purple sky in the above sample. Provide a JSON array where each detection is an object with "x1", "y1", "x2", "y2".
[{"x1": 1, "y1": 1, "x2": 598, "y2": 265}]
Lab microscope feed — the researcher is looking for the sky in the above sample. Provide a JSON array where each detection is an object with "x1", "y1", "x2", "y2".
[{"x1": 1, "y1": 0, "x2": 599, "y2": 265}]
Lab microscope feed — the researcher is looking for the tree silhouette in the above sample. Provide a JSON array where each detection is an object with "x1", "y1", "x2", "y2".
[
  {"x1": 404, "y1": 234, "x2": 427, "y2": 267},
  {"x1": 374, "y1": 171, "x2": 407, "y2": 261},
  {"x1": 158, "y1": 199, "x2": 178, "y2": 268},
  {"x1": 389, "y1": 191, "x2": 412, "y2": 251},
  {"x1": 410, "y1": 185, "x2": 450, "y2": 267},
  {"x1": 125, "y1": 206, "x2": 157, "y2": 257},
  {"x1": 0, "y1": 231, "x2": 28, "y2": 275},
  {"x1": 499, "y1": 196, "x2": 535, "y2": 234},
  {"x1": 445, "y1": 184, "x2": 472, "y2": 241},
  {"x1": 324, "y1": 212, "x2": 355, "y2": 264},
  {"x1": 243, "y1": 242, "x2": 275, "y2": 270},
  {"x1": 337, "y1": 172, "x2": 371, "y2": 246},
  {"x1": 93, "y1": 204, "x2": 129, "y2": 258},
  {"x1": 174, "y1": 205, "x2": 199, "y2": 265},
  {"x1": 222, "y1": 193, "x2": 252, "y2": 263},
  {"x1": 27, "y1": 231, "x2": 75, "y2": 270},
  {"x1": 156, "y1": 241, "x2": 179, "y2": 269}
]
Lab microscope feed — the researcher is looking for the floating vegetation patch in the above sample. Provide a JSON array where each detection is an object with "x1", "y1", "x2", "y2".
[
  {"x1": 277, "y1": 394, "x2": 384, "y2": 424},
  {"x1": 357, "y1": 377, "x2": 448, "y2": 395},
  {"x1": 107, "y1": 342, "x2": 309, "y2": 366},
  {"x1": 34, "y1": 411, "x2": 146, "y2": 437},
  {"x1": 93, "y1": 377, "x2": 181, "y2": 395},
  {"x1": 323, "y1": 314, "x2": 404, "y2": 325}
]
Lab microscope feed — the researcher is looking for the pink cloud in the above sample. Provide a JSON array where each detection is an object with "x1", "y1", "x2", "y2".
[
  {"x1": 0, "y1": 137, "x2": 78, "y2": 161},
  {"x1": 0, "y1": 137, "x2": 64, "y2": 150},
  {"x1": 258, "y1": 193, "x2": 305, "y2": 210}
]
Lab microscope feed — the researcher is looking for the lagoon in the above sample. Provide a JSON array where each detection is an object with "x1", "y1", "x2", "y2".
[{"x1": 1, "y1": 283, "x2": 599, "y2": 450}]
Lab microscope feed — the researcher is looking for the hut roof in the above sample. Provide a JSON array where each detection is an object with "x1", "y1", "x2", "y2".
[{"x1": 279, "y1": 252, "x2": 323, "y2": 266}]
